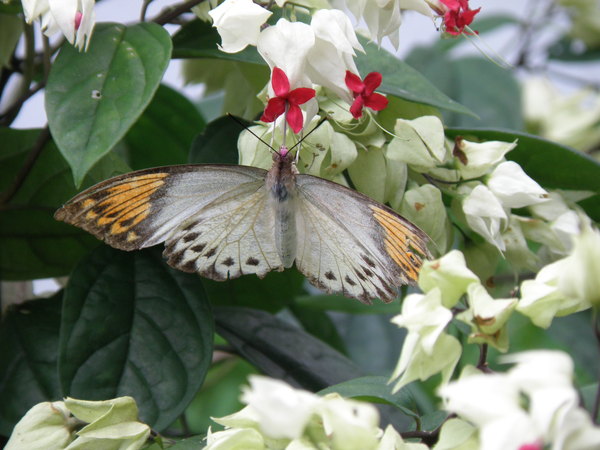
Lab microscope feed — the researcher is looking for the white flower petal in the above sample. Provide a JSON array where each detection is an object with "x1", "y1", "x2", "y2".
[{"x1": 487, "y1": 161, "x2": 548, "y2": 208}]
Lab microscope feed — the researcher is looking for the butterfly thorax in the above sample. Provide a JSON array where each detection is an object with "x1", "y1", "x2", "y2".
[{"x1": 266, "y1": 151, "x2": 298, "y2": 268}]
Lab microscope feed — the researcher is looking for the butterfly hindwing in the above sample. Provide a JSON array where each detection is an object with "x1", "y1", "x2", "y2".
[
  {"x1": 162, "y1": 181, "x2": 285, "y2": 280},
  {"x1": 295, "y1": 174, "x2": 430, "y2": 303}
]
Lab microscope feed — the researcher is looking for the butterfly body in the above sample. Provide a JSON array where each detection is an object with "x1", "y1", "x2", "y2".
[{"x1": 55, "y1": 151, "x2": 430, "y2": 303}]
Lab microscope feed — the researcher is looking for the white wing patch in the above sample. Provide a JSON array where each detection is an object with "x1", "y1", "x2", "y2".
[
  {"x1": 295, "y1": 174, "x2": 429, "y2": 303},
  {"x1": 163, "y1": 182, "x2": 284, "y2": 280}
]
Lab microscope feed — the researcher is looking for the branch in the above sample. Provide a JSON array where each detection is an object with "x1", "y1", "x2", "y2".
[{"x1": 151, "y1": 0, "x2": 205, "y2": 25}]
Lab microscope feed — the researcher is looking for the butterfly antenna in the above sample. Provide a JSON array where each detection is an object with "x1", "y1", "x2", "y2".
[
  {"x1": 289, "y1": 115, "x2": 329, "y2": 152},
  {"x1": 226, "y1": 113, "x2": 277, "y2": 152}
]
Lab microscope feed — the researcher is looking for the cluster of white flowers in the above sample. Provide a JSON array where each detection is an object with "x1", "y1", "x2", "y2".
[
  {"x1": 21, "y1": 0, "x2": 95, "y2": 51},
  {"x1": 204, "y1": 375, "x2": 426, "y2": 450},
  {"x1": 438, "y1": 351, "x2": 600, "y2": 450}
]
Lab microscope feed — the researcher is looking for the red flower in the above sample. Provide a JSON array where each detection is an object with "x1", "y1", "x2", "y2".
[
  {"x1": 440, "y1": 0, "x2": 480, "y2": 36},
  {"x1": 260, "y1": 67, "x2": 316, "y2": 134},
  {"x1": 345, "y1": 71, "x2": 388, "y2": 119}
]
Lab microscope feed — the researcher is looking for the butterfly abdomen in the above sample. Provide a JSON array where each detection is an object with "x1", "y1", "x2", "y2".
[{"x1": 266, "y1": 152, "x2": 298, "y2": 268}]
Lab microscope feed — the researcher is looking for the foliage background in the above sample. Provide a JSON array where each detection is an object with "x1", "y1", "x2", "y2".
[{"x1": 1, "y1": 0, "x2": 600, "y2": 447}]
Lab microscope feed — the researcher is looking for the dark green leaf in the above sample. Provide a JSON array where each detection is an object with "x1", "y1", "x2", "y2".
[
  {"x1": 580, "y1": 383, "x2": 599, "y2": 419},
  {"x1": 0, "y1": 128, "x2": 129, "y2": 280},
  {"x1": 214, "y1": 306, "x2": 364, "y2": 391},
  {"x1": 172, "y1": 19, "x2": 263, "y2": 64},
  {"x1": 203, "y1": 268, "x2": 304, "y2": 313},
  {"x1": 549, "y1": 37, "x2": 600, "y2": 62},
  {"x1": 318, "y1": 376, "x2": 420, "y2": 418},
  {"x1": 289, "y1": 304, "x2": 347, "y2": 354},
  {"x1": 46, "y1": 22, "x2": 172, "y2": 186},
  {"x1": 188, "y1": 115, "x2": 244, "y2": 164},
  {"x1": 356, "y1": 41, "x2": 474, "y2": 117},
  {"x1": 169, "y1": 436, "x2": 207, "y2": 449},
  {"x1": 125, "y1": 84, "x2": 206, "y2": 170},
  {"x1": 294, "y1": 294, "x2": 401, "y2": 315},
  {"x1": 58, "y1": 246, "x2": 213, "y2": 431},
  {"x1": 0, "y1": 292, "x2": 63, "y2": 435},
  {"x1": 445, "y1": 127, "x2": 600, "y2": 220}
]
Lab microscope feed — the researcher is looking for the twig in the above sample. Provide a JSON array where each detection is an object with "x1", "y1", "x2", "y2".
[
  {"x1": 151, "y1": 0, "x2": 205, "y2": 25},
  {"x1": 0, "y1": 127, "x2": 51, "y2": 205},
  {"x1": 0, "y1": 82, "x2": 45, "y2": 126}
]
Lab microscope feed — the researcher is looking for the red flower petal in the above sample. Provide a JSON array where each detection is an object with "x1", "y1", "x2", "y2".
[
  {"x1": 271, "y1": 67, "x2": 290, "y2": 97},
  {"x1": 288, "y1": 87, "x2": 316, "y2": 106},
  {"x1": 345, "y1": 71, "x2": 364, "y2": 94},
  {"x1": 286, "y1": 104, "x2": 304, "y2": 133},
  {"x1": 349, "y1": 95, "x2": 365, "y2": 119},
  {"x1": 364, "y1": 92, "x2": 388, "y2": 111},
  {"x1": 362, "y1": 72, "x2": 383, "y2": 97},
  {"x1": 261, "y1": 97, "x2": 286, "y2": 123}
]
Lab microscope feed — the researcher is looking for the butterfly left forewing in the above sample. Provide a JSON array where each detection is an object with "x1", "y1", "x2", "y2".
[
  {"x1": 295, "y1": 174, "x2": 430, "y2": 303},
  {"x1": 54, "y1": 165, "x2": 268, "y2": 251}
]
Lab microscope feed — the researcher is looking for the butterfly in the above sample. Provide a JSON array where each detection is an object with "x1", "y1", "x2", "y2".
[{"x1": 54, "y1": 148, "x2": 430, "y2": 303}]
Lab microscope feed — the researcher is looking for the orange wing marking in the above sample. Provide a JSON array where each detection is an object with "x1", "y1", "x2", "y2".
[
  {"x1": 370, "y1": 206, "x2": 424, "y2": 281},
  {"x1": 93, "y1": 173, "x2": 167, "y2": 233}
]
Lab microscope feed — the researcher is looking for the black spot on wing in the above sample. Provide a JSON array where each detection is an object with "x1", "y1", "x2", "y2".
[
  {"x1": 190, "y1": 243, "x2": 206, "y2": 253},
  {"x1": 325, "y1": 271, "x2": 336, "y2": 280},
  {"x1": 246, "y1": 257, "x2": 260, "y2": 266},
  {"x1": 222, "y1": 257, "x2": 235, "y2": 267},
  {"x1": 344, "y1": 275, "x2": 357, "y2": 286},
  {"x1": 362, "y1": 254, "x2": 377, "y2": 268},
  {"x1": 181, "y1": 260, "x2": 197, "y2": 273},
  {"x1": 204, "y1": 247, "x2": 217, "y2": 258},
  {"x1": 183, "y1": 232, "x2": 200, "y2": 243}
]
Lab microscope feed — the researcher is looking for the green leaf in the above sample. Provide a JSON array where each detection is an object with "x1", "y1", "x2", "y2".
[
  {"x1": 46, "y1": 22, "x2": 172, "y2": 186},
  {"x1": 124, "y1": 84, "x2": 206, "y2": 170},
  {"x1": 169, "y1": 436, "x2": 207, "y2": 449},
  {"x1": 294, "y1": 294, "x2": 402, "y2": 315},
  {"x1": 289, "y1": 304, "x2": 347, "y2": 354},
  {"x1": 0, "y1": 292, "x2": 63, "y2": 436},
  {"x1": 319, "y1": 375, "x2": 425, "y2": 417},
  {"x1": 355, "y1": 40, "x2": 475, "y2": 117},
  {"x1": 188, "y1": 115, "x2": 244, "y2": 164},
  {"x1": 172, "y1": 19, "x2": 263, "y2": 64},
  {"x1": 214, "y1": 306, "x2": 364, "y2": 391},
  {"x1": 0, "y1": 13, "x2": 22, "y2": 68},
  {"x1": 445, "y1": 127, "x2": 600, "y2": 221},
  {"x1": 549, "y1": 37, "x2": 600, "y2": 62},
  {"x1": 58, "y1": 246, "x2": 214, "y2": 431},
  {"x1": 203, "y1": 269, "x2": 305, "y2": 313},
  {"x1": 0, "y1": 128, "x2": 129, "y2": 280}
]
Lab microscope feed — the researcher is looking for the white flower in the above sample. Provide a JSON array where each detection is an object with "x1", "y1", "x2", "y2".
[
  {"x1": 391, "y1": 288, "x2": 461, "y2": 391},
  {"x1": 305, "y1": 9, "x2": 363, "y2": 102},
  {"x1": 454, "y1": 138, "x2": 517, "y2": 179},
  {"x1": 441, "y1": 351, "x2": 600, "y2": 450},
  {"x1": 317, "y1": 393, "x2": 380, "y2": 449},
  {"x1": 557, "y1": 220, "x2": 600, "y2": 307},
  {"x1": 6, "y1": 401, "x2": 74, "y2": 450},
  {"x1": 486, "y1": 161, "x2": 548, "y2": 208},
  {"x1": 386, "y1": 116, "x2": 447, "y2": 172},
  {"x1": 456, "y1": 283, "x2": 517, "y2": 352},
  {"x1": 257, "y1": 18, "x2": 314, "y2": 89},
  {"x1": 418, "y1": 250, "x2": 479, "y2": 308},
  {"x1": 240, "y1": 375, "x2": 320, "y2": 439},
  {"x1": 339, "y1": 0, "x2": 433, "y2": 49},
  {"x1": 462, "y1": 184, "x2": 508, "y2": 252},
  {"x1": 21, "y1": 0, "x2": 95, "y2": 51},
  {"x1": 205, "y1": 427, "x2": 265, "y2": 450},
  {"x1": 209, "y1": 0, "x2": 272, "y2": 53}
]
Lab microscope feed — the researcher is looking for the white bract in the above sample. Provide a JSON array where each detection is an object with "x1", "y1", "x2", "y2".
[
  {"x1": 21, "y1": 0, "x2": 95, "y2": 50},
  {"x1": 209, "y1": 0, "x2": 272, "y2": 53},
  {"x1": 391, "y1": 288, "x2": 461, "y2": 391},
  {"x1": 418, "y1": 249, "x2": 480, "y2": 308},
  {"x1": 487, "y1": 161, "x2": 548, "y2": 208},
  {"x1": 440, "y1": 351, "x2": 600, "y2": 450},
  {"x1": 454, "y1": 138, "x2": 517, "y2": 179},
  {"x1": 462, "y1": 184, "x2": 508, "y2": 252},
  {"x1": 240, "y1": 376, "x2": 320, "y2": 440}
]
